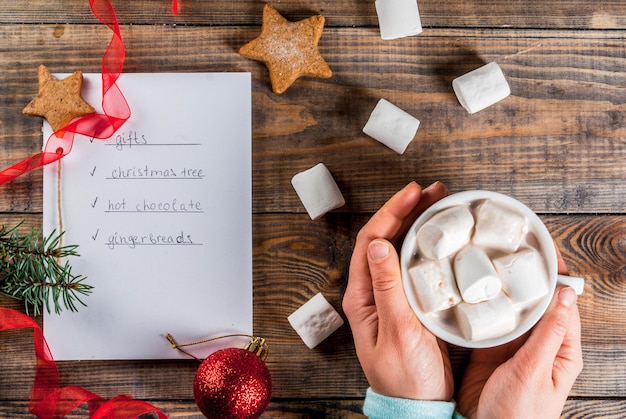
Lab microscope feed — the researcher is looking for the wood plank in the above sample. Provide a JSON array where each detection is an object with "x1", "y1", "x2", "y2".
[
  {"x1": 1, "y1": 1, "x2": 626, "y2": 29},
  {"x1": 546, "y1": 212, "x2": 626, "y2": 401},
  {"x1": 562, "y1": 399, "x2": 626, "y2": 419},
  {"x1": 4, "y1": 398, "x2": 626, "y2": 418},
  {"x1": 0, "y1": 26, "x2": 624, "y2": 213},
  {"x1": 0, "y1": 0, "x2": 623, "y2": 417},
  {"x1": 253, "y1": 213, "x2": 626, "y2": 399},
  {"x1": 0, "y1": 214, "x2": 625, "y2": 401},
  {"x1": 0, "y1": 399, "x2": 366, "y2": 418}
]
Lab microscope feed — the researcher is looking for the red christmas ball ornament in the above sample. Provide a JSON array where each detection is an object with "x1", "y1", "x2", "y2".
[
  {"x1": 166, "y1": 334, "x2": 272, "y2": 419},
  {"x1": 192, "y1": 337, "x2": 272, "y2": 419}
]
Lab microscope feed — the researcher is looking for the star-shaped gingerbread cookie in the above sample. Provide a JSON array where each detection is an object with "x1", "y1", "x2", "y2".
[
  {"x1": 239, "y1": 4, "x2": 332, "y2": 94},
  {"x1": 23, "y1": 64, "x2": 95, "y2": 133}
]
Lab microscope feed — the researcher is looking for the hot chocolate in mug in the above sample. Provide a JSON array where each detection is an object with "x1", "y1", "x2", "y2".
[{"x1": 401, "y1": 190, "x2": 584, "y2": 348}]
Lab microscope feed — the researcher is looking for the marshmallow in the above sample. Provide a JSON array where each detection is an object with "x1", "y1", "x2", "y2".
[
  {"x1": 454, "y1": 246, "x2": 502, "y2": 303},
  {"x1": 291, "y1": 163, "x2": 345, "y2": 220},
  {"x1": 416, "y1": 205, "x2": 474, "y2": 260},
  {"x1": 288, "y1": 293, "x2": 344, "y2": 349},
  {"x1": 408, "y1": 259, "x2": 462, "y2": 314},
  {"x1": 363, "y1": 98, "x2": 420, "y2": 154},
  {"x1": 493, "y1": 248, "x2": 550, "y2": 305},
  {"x1": 455, "y1": 293, "x2": 516, "y2": 341},
  {"x1": 452, "y1": 62, "x2": 510, "y2": 114},
  {"x1": 374, "y1": 0, "x2": 423, "y2": 40},
  {"x1": 473, "y1": 199, "x2": 527, "y2": 252}
]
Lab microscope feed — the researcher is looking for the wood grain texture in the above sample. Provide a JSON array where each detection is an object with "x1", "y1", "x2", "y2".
[
  {"x1": 0, "y1": 0, "x2": 625, "y2": 417},
  {"x1": 3, "y1": 398, "x2": 625, "y2": 418},
  {"x1": 0, "y1": 25, "x2": 625, "y2": 213},
  {"x1": 1, "y1": 0, "x2": 626, "y2": 29},
  {"x1": 1, "y1": 215, "x2": 625, "y2": 405}
]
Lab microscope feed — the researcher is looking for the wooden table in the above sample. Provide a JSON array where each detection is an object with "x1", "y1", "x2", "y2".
[{"x1": 1, "y1": 0, "x2": 625, "y2": 417}]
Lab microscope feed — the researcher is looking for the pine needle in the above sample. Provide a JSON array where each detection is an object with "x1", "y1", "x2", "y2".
[{"x1": 0, "y1": 221, "x2": 91, "y2": 315}]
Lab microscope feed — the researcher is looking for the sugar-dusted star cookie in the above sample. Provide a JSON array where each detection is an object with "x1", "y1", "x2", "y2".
[
  {"x1": 23, "y1": 64, "x2": 95, "y2": 133},
  {"x1": 239, "y1": 4, "x2": 332, "y2": 94}
]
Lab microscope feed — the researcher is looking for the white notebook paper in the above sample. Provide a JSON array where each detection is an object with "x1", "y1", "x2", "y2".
[{"x1": 43, "y1": 73, "x2": 252, "y2": 360}]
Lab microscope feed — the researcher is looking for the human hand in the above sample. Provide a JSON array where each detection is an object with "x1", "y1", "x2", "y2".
[
  {"x1": 343, "y1": 181, "x2": 453, "y2": 401},
  {"x1": 457, "y1": 251, "x2": 583, "y2": 419}
]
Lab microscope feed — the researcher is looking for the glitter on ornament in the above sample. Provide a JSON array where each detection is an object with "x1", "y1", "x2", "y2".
[{"x1": 166, "y1": 334, "x2": 272, "y2": 419}]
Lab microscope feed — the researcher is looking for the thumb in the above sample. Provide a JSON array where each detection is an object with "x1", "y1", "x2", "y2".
[
  {"x1": 367, "y1": 239, "x2": 414, "y2": 327},
  {"x1": 514, "y1": 286, "x2": 580, "y2": 383}
]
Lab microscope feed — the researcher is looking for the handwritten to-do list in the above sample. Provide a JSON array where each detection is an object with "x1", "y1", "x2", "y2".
[{"x1": 43, "y1": 73, "x2": 252, "y2": 360}]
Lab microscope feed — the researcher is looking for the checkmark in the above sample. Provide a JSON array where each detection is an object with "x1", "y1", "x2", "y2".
[
  {"x1": 90, "y1": 166, "x2": 97, "y2": 176},
  {"x1": 91, "y1": 229, "x2": 100, "y2": 241},
  {"x1": 91, "y1": 196, "x2": 98, "y2": 208}
]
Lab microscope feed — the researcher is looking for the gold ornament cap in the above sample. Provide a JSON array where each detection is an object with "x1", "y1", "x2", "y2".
[{"x1": 244, "y1": 336, "x2": 269, "y2": 361}]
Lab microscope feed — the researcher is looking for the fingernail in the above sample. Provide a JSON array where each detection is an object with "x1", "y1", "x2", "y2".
[
  {"x1": 423, "y1": 181, "x2": 441, "y2": 192},
  {"x1": 368, "y1": 240, "x2": 390, "y2": 261},
  {"x1": 424, "y1": 181, "x2": 449, "y2": 196},
  {"x1": 558, "y1": 286, "x2": 577, "y2": 308}
]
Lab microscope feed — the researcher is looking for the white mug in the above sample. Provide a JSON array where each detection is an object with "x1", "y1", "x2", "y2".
[{"x1": 400, "y1": 190, "x2": 584, "y2": 348}]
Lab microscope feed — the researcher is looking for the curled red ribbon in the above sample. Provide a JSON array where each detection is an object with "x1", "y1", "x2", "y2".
[
  {"x1": 0, "y1": 1, "x2": 176, "y2": 413},
  {"x1": 0, "y1": 308, "x2": 167, "y2": 418},
  {"x1": 0, "y1": 0, "x2": 130, "y2": 185}
]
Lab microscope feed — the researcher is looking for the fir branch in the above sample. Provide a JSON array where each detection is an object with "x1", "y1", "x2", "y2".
[{"x1": 0, "y1": 221, "x2": 92, "y2": 315}]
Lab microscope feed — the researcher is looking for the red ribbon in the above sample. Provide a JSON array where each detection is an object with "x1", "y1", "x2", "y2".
[
  {"x1": 0, "y1": 1, "x2": 177, "y2": 412},
  {"x1": 0, "y1": 0, "x2": 130, "y2": 185},
  {"x1": 0, "y1": 308, "x2": 167, "y2": 418}
]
